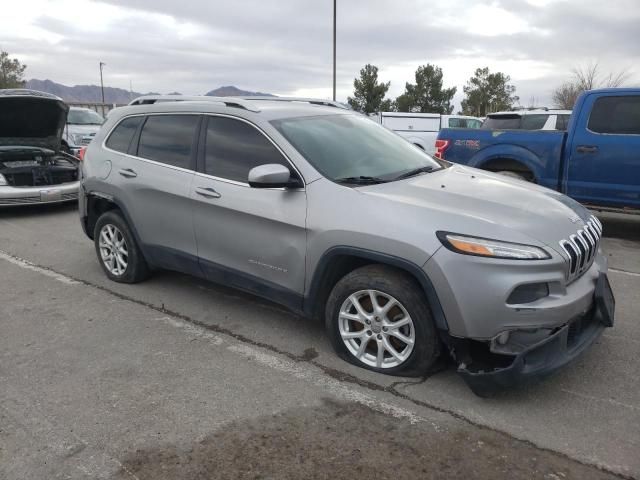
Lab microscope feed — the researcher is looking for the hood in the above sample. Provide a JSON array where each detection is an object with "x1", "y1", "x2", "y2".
[
  {"x1": 0, "y1": 89, "x2": 69, "y2": 152},
  {"x1": 361, "y1": 164, "x2": 591, "y2": 251}
]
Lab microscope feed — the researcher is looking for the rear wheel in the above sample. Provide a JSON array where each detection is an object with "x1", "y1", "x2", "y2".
[
  {"x1": 325, "y1": 265, "x2": 440, "y2": 376},
  {"x1": 94, "y1": 210, "x2": 149, "y2": 283}
]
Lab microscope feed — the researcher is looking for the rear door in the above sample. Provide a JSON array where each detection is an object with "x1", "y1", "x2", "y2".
[
  {"x1": 110, "y1": 113, "x2": 201, "y2": 273},
  {"x1": 191, "y1": 115, "x2": 307, "y2": 308},
  {"x1": 565, "y1": 93, "x2": 640, "y2": 208}
]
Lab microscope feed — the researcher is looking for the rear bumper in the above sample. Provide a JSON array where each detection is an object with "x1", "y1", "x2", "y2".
[
  {"x1": 0, "y1": 181, "x2": 80, "y2": 206},
  {"x1": 458, "y1": 302, "x2": 611, "y2": 396}
]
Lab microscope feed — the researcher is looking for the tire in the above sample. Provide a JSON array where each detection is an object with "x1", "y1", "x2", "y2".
[
  {"x1": 94, "y1": 210, "x2": 150, "y2": 283},
  {"x1": 496, "y1": 170, "x2": 529, "y2": 181},
  {"x1": 325, "y1": 265, "x2": 440, "y2": 377}
]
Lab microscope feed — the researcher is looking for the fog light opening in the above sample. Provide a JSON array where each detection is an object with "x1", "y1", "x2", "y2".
[{"x1": 507, "y1": 282, "x2": 549, "y2": 305}]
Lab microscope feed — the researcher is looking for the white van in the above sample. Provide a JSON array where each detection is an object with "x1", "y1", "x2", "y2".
[{"x1": 374, "y1": 112, "x2": 482, "y2": 155}]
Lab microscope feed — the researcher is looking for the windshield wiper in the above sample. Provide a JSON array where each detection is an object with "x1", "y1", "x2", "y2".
[
  {"x1": 391, "y1": 166, "x2": 437, "y2": 181},
  {"x1": 334, "y1": 176, "x2": 388, "y2": 185}
]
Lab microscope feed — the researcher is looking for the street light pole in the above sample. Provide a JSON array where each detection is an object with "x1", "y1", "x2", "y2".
[
  {"x1": 332, "y1": 0, "x2": 336, "y2": 101},
  {"x1": 99, "y1": 62, "x2": 106, "y2": 104}
]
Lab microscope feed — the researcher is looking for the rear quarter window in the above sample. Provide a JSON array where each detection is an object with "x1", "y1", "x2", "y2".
[
  {"x1": 105, "y1": 116, "x2": 144, "y2": 153},
  {"x1": 588, "y1": 96, "x2": 640, "y2": 135}
]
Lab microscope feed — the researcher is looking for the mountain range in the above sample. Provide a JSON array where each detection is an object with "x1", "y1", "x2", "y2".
[{"x1": 25, "y1": 79, "x2": 273, "y2": 104}]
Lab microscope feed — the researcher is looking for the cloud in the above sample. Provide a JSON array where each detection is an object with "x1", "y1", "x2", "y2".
[{"x1": 2, "y1": 0, "x2": 637, "y2": 108}]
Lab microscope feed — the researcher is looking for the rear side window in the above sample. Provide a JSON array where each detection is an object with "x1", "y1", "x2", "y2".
[
  {"x1": 588, "y1": 96, "x2": 640, "y2": 134},
  {"x1": 204, "y1": 116, "x2": 289, "y2": 183},
  {"x1": 520, "y1": 114, "x2": 549, "y2": 130},
  {"x1": 137, "y1": 115, "x2": 199, "y2": 169},
  {"x1": 555, "y1": 114, "x2": 570, "y2": 131},
  {"x1": 105, "y1": 116, "x2": 143, "y2": 153}
]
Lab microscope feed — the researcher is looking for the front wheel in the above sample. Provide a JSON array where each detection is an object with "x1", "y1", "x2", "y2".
[{"x1": 325, "y1": 265, "x2": 440, "y2": 376}]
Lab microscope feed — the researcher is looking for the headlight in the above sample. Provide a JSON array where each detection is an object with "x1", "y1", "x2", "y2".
[
  {"x1": 436, "y1": 232, "x2": 550, "y2": 260},
  {"x1": 70, "y1": 133, "x2": 85, "y2": 145},
  {"x1": 0, "y1": 173, "x2": 7, "y2": 186}
]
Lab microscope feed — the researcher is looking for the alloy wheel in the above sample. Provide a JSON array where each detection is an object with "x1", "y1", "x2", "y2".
[
  {"x1": 98, "y1": 224, "x2": 128, "y2": 276},
  {"x1": 338, "y1": 289, "x2": 416, "y2": 369}
]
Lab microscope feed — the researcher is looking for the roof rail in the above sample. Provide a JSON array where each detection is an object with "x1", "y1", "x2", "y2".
[
  {"x1": 128, "y1": 95, "x2": 261, "y2": 112},
  {"x1": 242, "y1": 96, "x2": 351, "y2": 110}
]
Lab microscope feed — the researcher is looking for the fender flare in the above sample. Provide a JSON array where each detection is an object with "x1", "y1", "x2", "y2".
[{"x1": 305, "y1": 246, "x2": 449, "y2": 331}]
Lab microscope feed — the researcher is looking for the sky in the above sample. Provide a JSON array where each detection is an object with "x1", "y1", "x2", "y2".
[{"x1": 2, "y1": 0, "x2": 639, "y2": 109}]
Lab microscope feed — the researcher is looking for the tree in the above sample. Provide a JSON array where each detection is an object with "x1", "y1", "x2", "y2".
[
  {"x1": 0, "y1": 51, "x2": 27, "y2": 89},
  {"x1": 395, "y1": 64, "x2": 456, "y2": 114},
  {"x1": 460, "y1": 67, "x2": 518, "y2": 116},
  {"x1": 347, "y1": 64, "x2": 391, "y2": 114},
  {"x1": 552, "y1": 62, "x2": 631, "y2": 109}
]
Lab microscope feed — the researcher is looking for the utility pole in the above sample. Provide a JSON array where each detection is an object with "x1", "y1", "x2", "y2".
[
  {"x1": 332, "y1": 0, "x2": 336, "y2": 101},
  {"x1": 99, "y1": 62, "x2": 106, "y2": 104}
]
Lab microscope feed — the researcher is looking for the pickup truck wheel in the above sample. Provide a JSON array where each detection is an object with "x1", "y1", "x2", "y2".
[
  {"x1": 496, "y1": 170, "x2": 528, "y2": 181},
  {"x1": 325, "y1": 265, "x2": 439, "y2": 376},
  {"x1": 94, "y1": 211, "x2": 149, "y2": 283}
]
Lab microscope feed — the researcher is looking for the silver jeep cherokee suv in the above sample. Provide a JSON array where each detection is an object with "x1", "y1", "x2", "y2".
[{"x1": 79, "y1": 96, "x2": 615, "y2": 396}]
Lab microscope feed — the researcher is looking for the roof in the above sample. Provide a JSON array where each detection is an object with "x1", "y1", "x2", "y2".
[
  {"x1": 0, "y1": 89, "x2": 64, "y2": 101},
  {"x1": 489, "y1": 109, "x2": 572, "y2": 116},
  {"x1": 122, "y1": 95, "x2": 353, "y2": 121}
]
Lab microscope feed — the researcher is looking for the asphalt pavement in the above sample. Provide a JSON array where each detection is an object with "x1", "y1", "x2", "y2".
[{"x1": 0, "y1": 204, "x2": 638, "y2": 479}]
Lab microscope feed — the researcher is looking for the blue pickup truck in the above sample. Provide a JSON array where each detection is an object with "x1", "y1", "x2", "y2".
[{"x1": 435, "y1": 88, "x2": 640, "y2": 211}]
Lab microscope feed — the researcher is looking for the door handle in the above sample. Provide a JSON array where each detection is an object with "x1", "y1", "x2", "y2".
[
  {"x1": 576, "y1": 145, "x2": 599, "y2": 154},
  {"x1": 195, "y1": 186, "x2": 221, "y2": 199},
  {"x1": 118, "y1": 168, "x2": 137, "y2": 178}
]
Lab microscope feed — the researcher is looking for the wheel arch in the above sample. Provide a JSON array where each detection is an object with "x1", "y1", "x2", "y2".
[
  {"x1": 85, "y1": 193, "x2": 152, "y2": 267},
  {"x1": 304, "y1": 246, "x2": 448, "y2": 331},
  {"x1": 480, "y1": 158, "x2": 536, "y2": 181}
]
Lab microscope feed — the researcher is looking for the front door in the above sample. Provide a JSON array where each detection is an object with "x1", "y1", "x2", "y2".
[
  {"x1": 565, "y1": 93, "x2": 640, "y2": 209},
  {"x1": 191, "y1": 115, "x2": 307, "y2": 309}
]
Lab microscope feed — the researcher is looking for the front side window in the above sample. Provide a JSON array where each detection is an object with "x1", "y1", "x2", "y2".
[
  {"x1": 588, "y1": 96, "x2": 640, "y2": 135},
  {"x1": 205, "y1": 116, "x2": 289, "y2": 183},
  {"x1": 105, "y1": 116, "x2": 144, "y2": 154},
  {"x1": 137, "y1": 115, "x2": 199, "y2": 169},
  {"x1": 555, "y1": 114, "x2": 570, "y2": 131},
  {"x1": 272, "y1": 114, "x2": 442, "y2": 182}
]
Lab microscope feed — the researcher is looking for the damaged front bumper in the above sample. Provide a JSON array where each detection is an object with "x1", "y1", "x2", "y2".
[{"x1": 457, "y1": 274, "x2": 615, "y2": 397}]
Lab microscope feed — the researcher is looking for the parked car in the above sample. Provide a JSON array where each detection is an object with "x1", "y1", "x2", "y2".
[
  {"x1": 79, "y1": 95, "x2": 614, "y2": 396},
  {"x1": 481, "y1": 109, "x2": 572, "y2": 131},
  {"x1": 0, "y1": 89, "x2": 80, "y2": 206},
  {"x1": 63, "y1": 107, "x2": 105, "y2": 154},
  {"x1": 436, "y1": 88, "x2": 640, "y2": 212},
  {"x1": 373, "y1": 112, "x2": 482, "y2": 155}
]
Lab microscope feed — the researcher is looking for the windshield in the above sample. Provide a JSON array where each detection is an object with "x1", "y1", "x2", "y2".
[
  {"x1": 67, "y1": 109, "x2": 104, "y2": 125},
  {"x1": 271, "y1": 114, "x2": 443, "y2": 182}
]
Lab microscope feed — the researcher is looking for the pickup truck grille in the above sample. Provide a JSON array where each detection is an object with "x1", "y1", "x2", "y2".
[{"x1": 559, "y1": 215, "x2": 602, "y2": 283}]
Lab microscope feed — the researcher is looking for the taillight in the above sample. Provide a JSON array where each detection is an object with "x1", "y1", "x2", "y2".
[
  {"x1": 434, "y1": 139, "x2": 450, "y2": 159},
  {"x1": 77, "y1": 147, "x2": 87, "y2": 161}
]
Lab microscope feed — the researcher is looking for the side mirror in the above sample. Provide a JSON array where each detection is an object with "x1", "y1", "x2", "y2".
[{"x1": 248, "y1": 164, "x2": 301, "y2": 189}]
